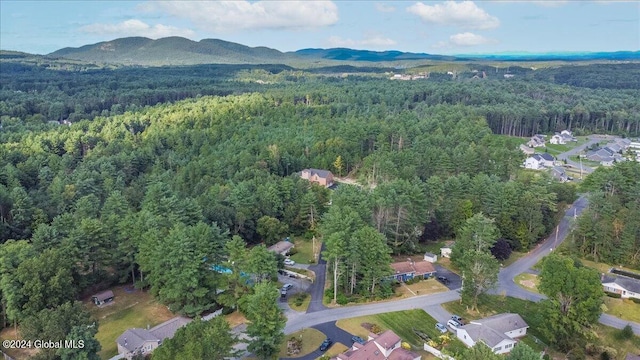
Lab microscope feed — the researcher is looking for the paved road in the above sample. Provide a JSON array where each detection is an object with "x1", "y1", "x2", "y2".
[{"x1": 494, "y1": 195, "x2": 589, "y2": 300}]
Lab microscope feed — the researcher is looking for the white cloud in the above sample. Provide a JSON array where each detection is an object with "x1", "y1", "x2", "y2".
[
  {"x1": 80, "y1": 19, "x2": 195, "y2": 38},
  {"x1": 407, "y1": 1, "x2": 500, "y2": 29},
  {"x1": 141, "y1": 1, "x2": 338, "y2": 32},
  {"x1": 375, "y1": 3, "x2": 396, "y2": 13},
  {"x1": 327, "y1": 34, "x2": 397, "y2": 49},
  {"x1": 492, "y1": 0, "x2": 568, "y2": 6},
  {"x1": 449, "y1": 32, "x2": 495, "y2": 46}
]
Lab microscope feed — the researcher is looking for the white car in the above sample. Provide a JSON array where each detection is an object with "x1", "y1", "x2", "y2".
[
  {"x1": 447, "y1": 319, "x2": 461, "y2": 330},
  {"x1": 284, "y1": 258, "x2": 295, "y2": 266}
]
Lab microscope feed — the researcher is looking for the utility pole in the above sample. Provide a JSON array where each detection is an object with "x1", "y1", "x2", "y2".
[{"x1": 579, "y1": 155, "x2": 583, "y2": 180}]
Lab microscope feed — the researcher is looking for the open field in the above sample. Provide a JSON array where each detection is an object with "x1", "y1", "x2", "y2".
[
  {"x1": 84, "y1": 286, "x2": 176, "y2": 359},
  {"x1": 279, "y1": 328, "x2": 325, "y2": 358},
  {"x1": 604, "y1": 297, "x2": 640, "y2": 324},
  {"x1": 335, "y1": 309, "x2": 467, "y2": 354}
]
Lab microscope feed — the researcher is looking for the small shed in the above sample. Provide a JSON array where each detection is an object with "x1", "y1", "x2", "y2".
[
  {"x1": 92, "y1": 290, "x2": 115, "y2": 306},
  {"x1": 440, "y1": 246, "x2": 452, "y2": 259},
  {"x1": 424, "y1": 252, "x2": 437, "y2": 263}
]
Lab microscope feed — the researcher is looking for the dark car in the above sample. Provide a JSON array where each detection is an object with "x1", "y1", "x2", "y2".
[
  {"x1": 351, "y1": 336, "x2": 366, "y2": 345},
  {"x1": 437, "y1": 276, "x2": 450, "y2": 285},
  {"x1": 319, "y1": 338, "x2": 333, "y2": 351},
  {"x1": 451, "y1": 315, "x2": 464, "y2": 324}
]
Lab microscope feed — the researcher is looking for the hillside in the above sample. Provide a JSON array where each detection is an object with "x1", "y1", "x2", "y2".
[{"x1": 48, "y1": 36, "x2": 297, "y2": 65}]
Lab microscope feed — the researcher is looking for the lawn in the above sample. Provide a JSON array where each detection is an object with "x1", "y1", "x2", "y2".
[
  {"x1": 396, "y1": 278, "x2": 450, "y2": 298},
  {"x1": 603, "y1": 297, "x2": 640, "y2": 323},
  {"x1": 288, "y1": 293, "x2": 311, "y2": 312},
  {"x1": 514, "y1": 273, "x2": 540, "y2": 293},
  {"x1": 335, "y1": 309, "x2": 467, "y2": 354},
  {"x1": 279, "y1": 328, "x2": 325, "y2": 358},
  {"x1": 85, "y1": 286, "x2": 176, "y2": 359},
  {"x1": 569, "y1": 155, "x2": 601, "y2": 168},
  {"x1": 289, "y1": 237, "x2": 322, "y2": 264},
  {"x1": 0, "y1": 327, "x2": 39, "y2": 359}
]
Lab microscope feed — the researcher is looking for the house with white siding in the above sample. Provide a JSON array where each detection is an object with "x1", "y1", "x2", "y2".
[{"x1": 456, "y1": 313, "x2": 528, "y2": 354}]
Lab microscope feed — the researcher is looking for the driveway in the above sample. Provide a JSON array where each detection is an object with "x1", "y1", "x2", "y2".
[
  {"x1": 281, "y1": 321, "x2": 354, "y2": 360},
  {"x1": 306, "y1": 244, "x2": 328, "y2": 313},
  {"x1": 434, "y1": 265, "x2": 462, "y2": 290}
]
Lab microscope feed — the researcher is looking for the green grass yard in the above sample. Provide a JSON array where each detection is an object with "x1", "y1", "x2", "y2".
[
  {"x1": 335, "y1": 309, "x2": 467, "y2": 355},
  {"x1": 289, "y1": 237, "x2": 322, "y2": 264},
  {"x1": 514, "y1": 273, "x2": 540, "y2": 293},
  {"x1": 603, "y1": 297, "x2": 640, "y2": 324},
  {"x1": 279, "y1": 328, "x2": 326, "y2": 358},
  {"x1": 86, "y1": 286, "x2": 176, "y2": 359}
]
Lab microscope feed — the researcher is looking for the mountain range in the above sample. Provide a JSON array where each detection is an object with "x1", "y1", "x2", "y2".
[{"x1": 34, "y1": 36, "x2": 640, "y2": 66}]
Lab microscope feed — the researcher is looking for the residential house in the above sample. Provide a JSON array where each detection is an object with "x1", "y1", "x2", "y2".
[
  {"x1": 560, "y1": 130, "x2": 577, "y2": 142},
  {"x1": 116, "y1": 317, "x2": 191, "y2": 359},
  {"x1": 519, "y1": 144, "x2": 535, "y2": 156},
  {"x1": 615, "y1": 138, "x2": 632, "y2": 149},
  {"x1": 267, "y1": 240, "x2": 295, "y2": 256},
  {"x1": 300, "y1": 169, "x2": 334, "y2": 188},
  {"x1": 526, "y1": 135, "x2": 546, "y2": 148},
  {"x1": 550, "y1": 134, "x2": 565, "y2": 145},
  {"x1": 550, "y1": 166, "x2": 568, "y2": 182},
  {"x1": 423, "y1": 252, "x2": 437, "y2": 263},
  {"x1": 91, "y1": 290, "x2": 115, "y2": 306},
  {"x1": 334, "y1": 330, "x2": 420, "y2": 360},
  {"x1": 456, "y1": 313, "x2": 529, "y2": 354},
  {"x1": 602, "y1": 275, "x2": 640, "y2": 300},
  {"x1": 524, "y1": 153, "x2": 555, "y2": 170},
  {"x1": 389, "y1": 260, "x2": 436, "y2": 282}
]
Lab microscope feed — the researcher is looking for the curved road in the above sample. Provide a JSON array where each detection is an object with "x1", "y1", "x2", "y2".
[
  {"x1": 556, "y1": 134, "x2": 614, "y2": 175},
  {"x1": 283, "y1": 194, "x2": 640, "y2": 339}
]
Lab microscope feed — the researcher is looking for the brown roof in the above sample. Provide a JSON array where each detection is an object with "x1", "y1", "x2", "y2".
[
  {"x1": 388, "y1": 348, "x2": 419, "y2": 360},
  {"x1": 390, "y1": 262, "x2": 414, "y2": 274},
  {"x1": 413, "y1": 261, "x2": 435, "y2": 274},
  {"x1": 92, "y1": 290, "x2": 114, "y2": 302},
  {"x1": 371, "y1": 330, "x2": 401, "y2": 350},
  {"x1": 390, "y1": 261, "x2": 435, "y2": 275}
]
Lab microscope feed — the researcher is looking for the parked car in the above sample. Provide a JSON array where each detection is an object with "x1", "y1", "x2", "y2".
[
  {"x1": 351, "y1": 336, "x2": 366, "y2": 345},
  {"x1": 435, "y1": 323, "x2": 447, "y2": 333},
  {"x1": 284, "y1": 258, "x2": 295, "y2": 266},
  {"x1": 447, "y1": 319, "x2": 461, "y2": 329},
  {"x1": 436, "y1": 276, "x2": 450, "y2": 285},
  {"x1": 451, "y1": 315, "x2": 464, "y2": 324},
  {"x1": 282, "y1": 283, "x2": 293, "y2": 291},
  {"x1": 319, "y1": 338, "x2": 333, "y2": 351}
]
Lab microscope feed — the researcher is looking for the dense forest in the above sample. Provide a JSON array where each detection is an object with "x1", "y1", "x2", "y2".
[{"x1": 0, "y1": 60, "x2": 638, "y2": 358}]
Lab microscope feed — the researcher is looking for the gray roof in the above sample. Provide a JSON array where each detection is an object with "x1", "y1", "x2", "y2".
[
  {"x1": 462, "y1": 313, "x2": 528, "y2": 348},
  {"x1": 149, "y1": 316, "x2": 191, "y2": 340},
  {"x1": 117, "y1": 328, "x2": 159, "y2": 353},
  {"x1": 267, "y1": 240, "x2": 294, "y2": 253},
  {"x1": 302, "y1": 168, "x2": 332, "y2": 179},
  {"x1": 92, "y1": 290, "x2": 114, "y2": 302},
  {"x1": 602, "y1": 276, "x2": 640, "y2": 293},
  {"x1": 539, "y1": 153, "x2": 554, "y2": 161},
  {"x1": 116, "y1": 317, "x2": 191, "y2": 353}
]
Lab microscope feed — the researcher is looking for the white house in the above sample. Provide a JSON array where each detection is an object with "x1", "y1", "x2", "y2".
[
  {"x1": 602, "y1": 275, "x2": 640, "y2": 300},
  {"x1": 526, "y1": 135, "x2": 546, "y2": 148},
  {"x1": 524, "y1": 153, "x2": 555, "y2": 170},
  {"x1": 456, "y1": 313, "x2": 528, "y2": 354},
  {"x1": 550, "y1": 134, "x2": 565, "y2": 145}
]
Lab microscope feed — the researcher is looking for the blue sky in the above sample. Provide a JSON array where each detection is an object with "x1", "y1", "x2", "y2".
[{"x1": 1, "y1": 1, "x2": 638, "y2": 55}]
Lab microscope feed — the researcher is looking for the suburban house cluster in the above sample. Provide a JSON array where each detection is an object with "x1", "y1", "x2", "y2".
[
  {"x1": 455, "y1": 313, "x2": 529, "y2": 354},
  {"x1": 586, "y1": 138, "x2": 632, "y2": 166},
  {"x1": 524, "y1": 153, "x2": 555, "y2": 170},
  {"x1": 334, "y1": 330, "x2": 420, "y2": 360}
]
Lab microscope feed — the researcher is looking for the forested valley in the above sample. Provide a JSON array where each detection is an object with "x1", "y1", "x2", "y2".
[{"x1": 0, "y1": 60, "x2": 639, "y2": 359}]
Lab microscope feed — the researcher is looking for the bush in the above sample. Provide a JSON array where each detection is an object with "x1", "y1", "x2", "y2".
[
  {"x1": 630, "y1": 297, "x2": 640, "y2": 304},
  {"x1": 370, "y1": 323, "x2": 382, "y2": 334},
  {"x1": 336, "y1": 292, "x2": 349, "y2": 305},
  {"x1": 617, "y1": 324, "x2": 634, "y2": 340},
  {"x1": 288, "y1": 247, "x2": 298, "y2": 256},
  {"x1": 294, "y1": 293, "x2": 308, "y2": 307},
  {"x1": 605, "y1": 291, "x2": 621, "y2": 298}
]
